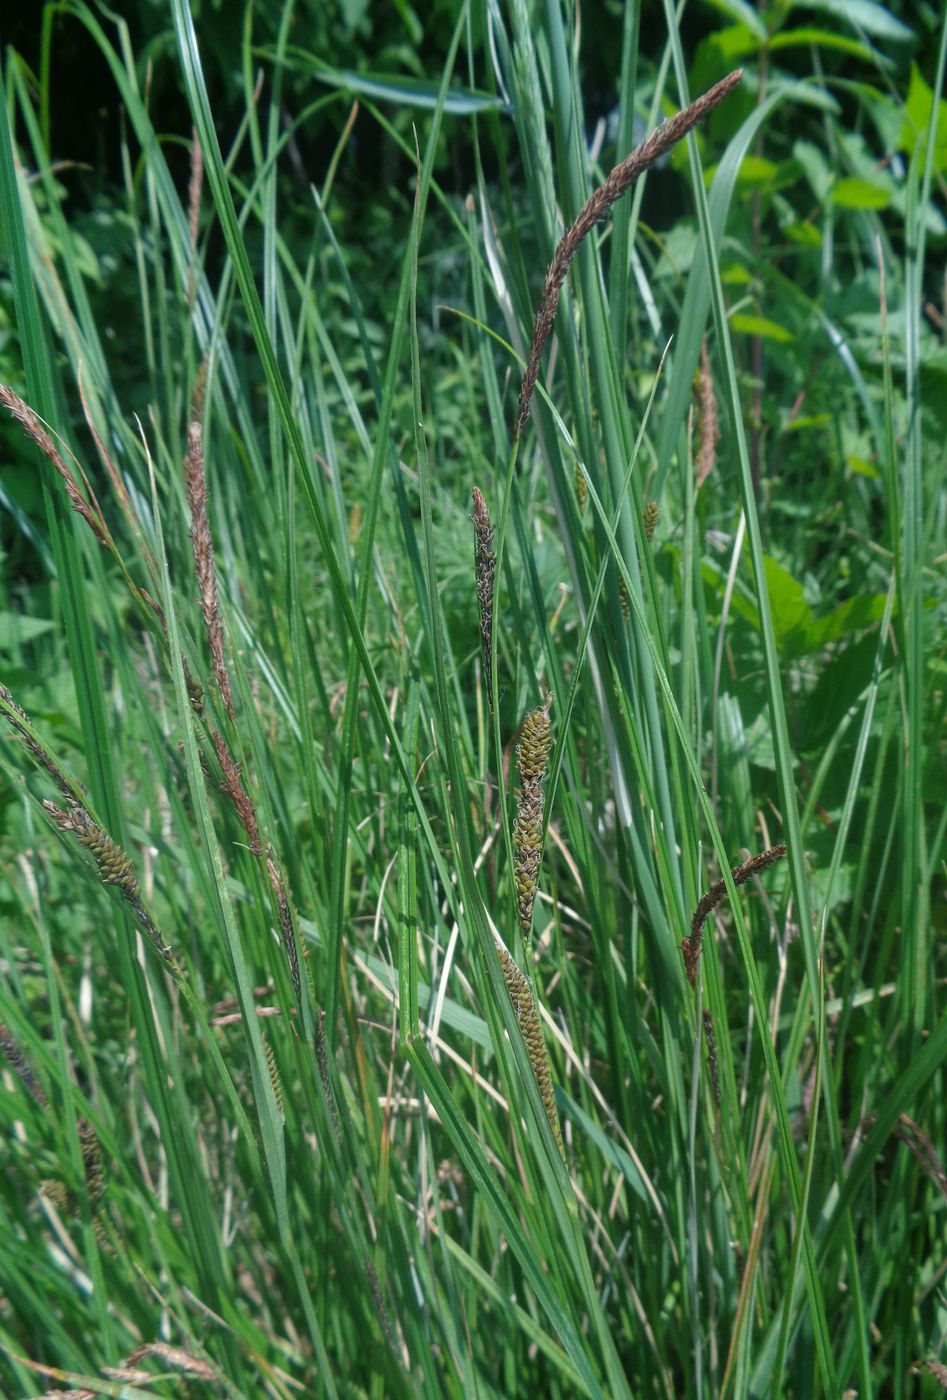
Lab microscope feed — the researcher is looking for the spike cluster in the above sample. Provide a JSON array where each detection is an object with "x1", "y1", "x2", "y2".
[
  {"x1": 0, "y1": 384, "x2": 113, "y2": 548},
  {"x1": 681, "y1": 844, "x2": 788, "y2": 985},
  {"x1": 696, "y1": 337, "x2": 720, "y2": 489},
  {"x1": 642, "y1": 500, "x2": 660, "y2": 542},
  {"x1": 512, "y1": 697, "x2": 553, "y2": 937},
  {"x1": 317, "y1": 1011, "x2": 342, "y2": 1148},
  {"x1": 471, "y1": 488, "x2": 496, "y2": 716},
  {"x1": 267, "y1": 854, "x2": 301, "y2": 1000},
  {"x1": 184, "y1": 419, "x2": 235, "y2": 722},
  {"x1": 574, "y1": 460, "x2": 588, "y2": 511},
  {"x1": 262, "y1": 1032, "x2": 285, "y2": 1126},
  {"x1": 702, "y1": 1010, "x2": 721, "y2": 1112},
  {"x1": 0, "y1": 1022, "x2": 48, "y2": 1108},
  {"x1": 497, "y1": 945, "x2": 563, "y2": 1155},
  {"x1": 515, "y1": 71, "x2": 743, "y2": 436},
  {"x1": 43, "y1": 800, "x2": 172, "y2": 962}
]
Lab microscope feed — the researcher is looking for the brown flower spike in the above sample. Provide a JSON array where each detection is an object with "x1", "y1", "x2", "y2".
[
  {"x1": 0, "y1": 385, "x2": 113, "y2": 548},
  {"x1": 498, "y1": 945, "x2": 563, "y2": 1155},
  {"x1": 696, "y1": 337, "x2": 720, "y2": 489},
  {"x1": 44, "y1": 800, "x2": 172, "y2": 963},
  {"x1": 681, "y1": 844, "x2": 787, "y2": 985},
  {"x1": 516, "y1": 70, "x2": 742, "y2": 436},
  {"x1": 184, "y1": 419, "x2": 235, "y2": 722},
  {"x1": 513, "y1": 696, "x2": 553, "y2": 936},
  {"x1": 471, "y1": 487, "x2": 496, "y2": 716}
]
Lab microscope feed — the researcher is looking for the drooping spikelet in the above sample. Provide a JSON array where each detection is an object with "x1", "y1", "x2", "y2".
[
  {"x1": 44, "y1": 801, "x2": 173, "y2": 963},
  {"x1": 642, "y1": 500, "x2": 660, "y2": 542},
  {"x1": 515, "y1": 72, "x2": 743, "y2": 436},
  {"x1": 497, "y1": 945, "x2": 563, "y2": 1155},
  {"x1": 471, "y1": 487, "x2": 496, "y2": 717},
  {"x1": 681, "y1": 845, "x2": 787, "y2": 985},
  {"x1": 512, "y1": 696, "x2": 553, "y2": 937},
  {"x1": 0, "y1": 384, "x2": 113, "y2": 549}
]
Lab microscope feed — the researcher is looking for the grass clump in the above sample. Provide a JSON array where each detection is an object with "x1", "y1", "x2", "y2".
[{"x1": 0, "y1": 3, "x2": 945, "y2": 1397}]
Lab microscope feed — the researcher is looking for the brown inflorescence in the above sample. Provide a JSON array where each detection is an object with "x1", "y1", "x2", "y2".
[
  {"x1": 696, "y1": 337, "x2": 720, "y2": 489},
  {"x1": 0, "y1": 1022, "x2": 49, "y2": 1109},
  {"x1": 0, "y1": 385, "x2": 113, "y2": 549},
  {"x1": 702, "y1": 1009, "x2": 721, "y2": 1113},
  {"x1": 262, "y1": 1032, "x2": 285, "y2": 1126},
  {"x1": 209, "y1": 728, "x2": 262, "y2": 856},
  {"x1": 642, "y1": 500, "x2": 660, "y2": 542},
  {"x1": 512, "y1": 696, "x2": 553, "y2": 937},
  {"x1": 317, "y1": 1011, "x2": 342, "y2": 1148},
  {"x1": 497, "y1": 945, "x2": 563, "y2": 1156},
  {"x1": 681, "y1": 844, "x2": 787, "y2": 985},
  {"x1": 184, "y1": 420, "x2": 235, "y2": 722},
  {"x1": 267, "y1": 853, "x2": 301, "y2": 1000},
  {"x1": 471, "y1": 487, "x2": 496, "y2": 717},
  {"x1": 515, "y1": 71, "x2": 743, "y2": 436},
  {"x1": 44, "y1": 800, "x2": 173, "y2": 963}
]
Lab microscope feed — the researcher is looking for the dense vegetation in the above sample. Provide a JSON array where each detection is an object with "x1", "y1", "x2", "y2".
[{"x1": 1, "y1": 1, "x2": 945, "y2": 1396}]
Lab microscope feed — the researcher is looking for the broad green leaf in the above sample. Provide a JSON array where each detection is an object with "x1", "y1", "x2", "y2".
[
  {"x1": 785, "y1": 219, "x2": 822, "y2": 245},
  {"x1": 730, "y1": 312, "x2": 795, "y2": 342},
  {"x1": 0, "y1": 612, "x2": 56, "y2": 646},
  {"x1": 807, "y1": 593, "x2": 888, "y2": 647},
  {"x1": 901, "y1": 64, "x2": 947, "y2": 172},
  {"x1": 781, "y1": 412, "x2": 833, "y2": 432},
  {"x1": 763, "y1": 555, "x2": 813, "y2": 656},
  {"x1": 769, "y1": 27, "x2": 881, "y2": 63},
  {"x1": 847, "y1": 454, "x2": 881, "y2": 478},
  {"x1": 831, "y1": 176, "x2": 890, "y2": 209},
  {"x1": 734, "y1": 154, "x2": 782, "y2": 184}
]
